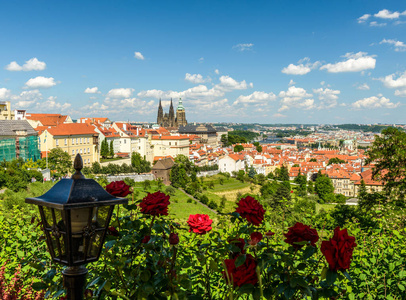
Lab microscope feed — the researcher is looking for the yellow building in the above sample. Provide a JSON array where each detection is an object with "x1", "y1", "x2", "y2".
[
  {"x1": 150, "y1": 135, "x2": 189, "y2": 158},
  {"x1": 0, "y1": 101, "x2": 15, "y2": 120},
  {"x1": 37, "y1": 123, "x2": 100, "y2": 165}
]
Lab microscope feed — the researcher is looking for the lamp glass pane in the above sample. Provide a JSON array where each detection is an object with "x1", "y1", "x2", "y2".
[
  {"x1": 42, "y1": 206, "x2": 53, "y2": 228},
  {"x1": 96, "y1": 205, "x2": 112, "y2": 228},
  {"x1": 48, "y1": 208, "x2": 65, "y2": 259}
]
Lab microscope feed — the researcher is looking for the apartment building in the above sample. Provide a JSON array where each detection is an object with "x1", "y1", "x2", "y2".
[
  {"x1": 37, "y1": 123, "x2": 99, "y2": 165},
  {"x1": 150, "y1": 135, "x2": 189, "y2": 158}
]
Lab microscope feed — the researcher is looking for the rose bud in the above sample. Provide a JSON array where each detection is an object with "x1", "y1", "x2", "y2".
[
  {"x1": 249, "y1": 232, "x2": 263, "y2": 246},
  {"x1": 265, "y1": 231, "x2": 275, "y2": 238},
  {"x1": 169, "y1": 233, "x2": 179, "y2": 245},
  {"x1": 142, "y1": 235, "x2": 151, "y2": 243},
  {"x1": 108, "y1": 226, "x2": 119, "y2": 237}
]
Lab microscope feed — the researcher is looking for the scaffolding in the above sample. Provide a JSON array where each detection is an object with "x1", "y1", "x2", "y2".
[
  {"x1": 0, "y1": 136, "x2": 40, "y2": 162},
  {"x1": 0, "y1": 138, "x2": 16, "y2": 162}
]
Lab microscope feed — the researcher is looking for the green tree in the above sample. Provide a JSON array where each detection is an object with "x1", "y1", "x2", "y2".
[
  {"x1": 101, "y1": 139, "x2": 109, "y2": 159},
  {"x1": 92, "y1": 162, "x2": 101, "y2": 174},
  {"x1": 307, "y1": 180, "x2": 315, "y2": 194},
  {"x1": 220, "y1": 134, "x2": 229, "y2": 147},
  {"x1": 109, "y1": 140, "x2": 114, "y2": 158},
  {"x1": 48, "y1": 147, "x2": 71, "y2": 175},
  {"x1": 277, "y1": 165, "x2": 290, "y2": 182},
  {"x1": 131, "y1": 152, "x2": 151, "y2": 173},
  {"x1": 294, "y1": 172, "x2": 307, "y2": 195},
  {"x1": 248, "y1": 166, "x2": 256, "y2": 178},
  {"x1": 256, "y1": 145, "x2": 263, "y2": 152},
  {"x1": 366, "y1": 127, "x2": 406, "y2": 201},
  {"x1": 309, "y1": 158, "x2": 317, "y2": 162},
  {"x1": 327, "y1": 157, "x2": 346, "y2": 165},
  {"x1": 272, "y1": 181, "x2": 291, "y2": 205},
  {"x1": 234, "y1": 145, "x2": 244, "y2": 152},
  {"x1": 315, "y1": 174, "x2": 335, "y2": 202},
  {"x1": 236, "y1": 170, "x2": 245, "y2": 182}
]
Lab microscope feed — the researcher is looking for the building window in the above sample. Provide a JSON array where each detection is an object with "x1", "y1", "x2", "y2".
[
  {"x1": 76, "y1": 138, "x2": 78, "y2": 144},
  {"x1": 169, "y1": 142, "x2": 171, "y2": 145},
  {"x1": 56, "y1": 139, "x2": 59, "y2": 146},
  {"x1": 87, "y1": 138, "x2": 89, "y2": 143},
  {"x1": 80, "y1": 149, "x2": 83, "y2": 154},
  {"x1": 88, "y1": 159, "x2": 90, "y2": 164},
  {"x1": 65, "y1": 139, "x2": 67, "y2": 145},
  {"x1": 72, "y1": 150, "x2": 74, "y2": 155},
  {"x1": 124, "y1": 140, "x2": 126, "y2": 144},
  {"x1": 72, "y1": 138, "x2": 75, "y2": 145},
  {"x1": 76, "y1": 149, "x2": 78, "y2": 154},
  {"x1": 87, "y1": 147, "x2": 90, "y2": 153}
]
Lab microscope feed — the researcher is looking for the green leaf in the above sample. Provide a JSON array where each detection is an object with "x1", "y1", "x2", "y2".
[
  {"x1": 32, "y1": 282, "x2": 47, "y2": 291},
  {"x1": 141, "y1": 270, "x2": 151, "y2": 282},
  {"x1": 326, "y1": 269, "x2": 338, "y2": 286},
  {"x1": 237, "y1": 283, "x2": 254, "y2": 294},
  {"x1": 209, "y1": 260, "x2": 219, "y2": 272},
  {"x1": 284, "y1": 286, "x2": 296, "y2": 299},
  {"x1": 105, "y1": 240, "x2": 116, "y2": 249},
  {"x1": 348, "y1": 293, "x2": 355, "y2": 300},
  {"x1": 341, "y1": 270, "x2": 353, "y2": 283},
  {"x1": 87, "y1": 276, "x2": 101, "y2": 288},
  {"x1": 398, "y1": 283, "x2": 405, "y2": 291},
  {"x1": 321, "y1": 267, "x2": 328, "y2": 280},
  {"x1": 276, "y1": 283, "x2": 286, "y2": 295},
  {"x1": 302, "y1": 246, "x2": 316, "y2": 259},
  {"x1": 235, "y1": 254, "x2": 246, "y2": 268}
]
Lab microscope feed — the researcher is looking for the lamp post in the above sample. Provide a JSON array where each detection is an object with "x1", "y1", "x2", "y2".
[{"x1": 26, "y1": 154, "x2": 128, "y2": 300}]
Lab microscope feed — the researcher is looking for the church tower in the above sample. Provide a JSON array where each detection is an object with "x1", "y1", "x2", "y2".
[
  {"x1": 169, "y1": 98, "x2": 175, "y2": 127},
  {"x1": 157, "y1": 99, "x2": 164, "y2": 125},
  {"x1": 176, "y1": 98, "x2": 187, "y2": 127}
]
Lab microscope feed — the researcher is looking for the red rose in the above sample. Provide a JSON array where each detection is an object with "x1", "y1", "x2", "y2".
[
  {"x1": 265, "y1": 231, "x2": 275, "y2": 238},
  {"x1": 284, "y1": 222, "x2": 319, "y2": 249},
  {"x1": 140, "y1": 191, "x2": 170, "y2": 216},
  {"x1": 106, "y1": 181, "x2": 132, "y2": 197},
  {"x1": 249, "y1": 232, "x2": 263, "y2": 246},
  {"x1": 169, "y1": 233, "x2": 179, "y2": 245},
  {"x1": 224, "y1": 254, "x2": 258, "y2": 287},
  {"x1": 229, "y1": 238, "x2": 245, "y2": 257},
  {"x1": 321, "y1": 227, "x2": 357, "y2": 271},
  {"x1": 235, "y1": 196, "x2": 265, "y2": 226},
  {"x1": 108, "y1": 226, "x2": 119, "y2": 236},
  {"x1": 187, "y1": 214, "x2": 213, "y2": 234},
  {"x1": 142, "y1": 235, "x2": 151, "y2": 243}
]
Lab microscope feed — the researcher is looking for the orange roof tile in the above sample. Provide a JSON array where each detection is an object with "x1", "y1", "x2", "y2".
[{"x1": 47, "y1": 123, "x2": 97, "y2": 136}]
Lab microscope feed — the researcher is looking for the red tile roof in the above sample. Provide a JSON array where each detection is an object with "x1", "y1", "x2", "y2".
[{"x1": 46, "y1": 123, "x2": 97, "y2": 136}]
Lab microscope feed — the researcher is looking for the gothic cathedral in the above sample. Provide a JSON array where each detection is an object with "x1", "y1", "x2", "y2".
[{"x1": 157, "y1": 98, "x2": 187, "y2": 128}]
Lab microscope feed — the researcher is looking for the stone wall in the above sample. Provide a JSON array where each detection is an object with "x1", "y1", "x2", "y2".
[{"x1": 106, "y1": 174, "x2": 155, "y2": 182}]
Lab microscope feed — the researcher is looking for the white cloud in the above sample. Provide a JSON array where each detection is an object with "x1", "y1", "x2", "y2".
[
  {"x1": 233, "y1": 91, "x2": 277, "y2": 106},
  {"x1": 5, "y1": 57, "x2": 46, "y2": 71},
  {"x1": 214, "y1": 69, "x2": 220, "y2": 75},
  {"x1": 134, "y1": 52, "x2": 145, "y2": 60},
  {"x1": 374, "y1": 9, "x2": 403, "y2": 19},
  {"x1": 13, "y1": 89, "x2": 43, "y2": 108},
  {"x1": 233, "y1": 43, "x2": 254, "y2": 51},
  {"x1": 273, "y1": 113, "x2": 286, "y2": 118},
  {"x1": 106, "y1": 88, "x2": 134, "y2": 98},
  {"x1": 216, "y1": 75, "x2": 253, "y2": 91},
  {"x1": 379, "y1": 71, "x2": 406, "y2": 88},
  {"x1": 40, "y1": 96, "x2": 71, "y2": 111},
  {"x1": 199, "y1": 57, "x2": 204, "y2": 63},
  {"x1": 358, "y1": 14, "x2": 371, "y2": 23},
  {"x1": 320, "y1": 52, "x2": 376, "y2": 73},
  {"x1": 281, "y1": 58, "x2": 320, "y2": 75},
  {"x1": 0, "y1": 88, "x2": 11, "y2": 99},
  {"x1": 278, "y1": 86, "x2": 314, "y2": 111},
  {"x1": 395, "y1": 89, "x2": 406, "y2": 97},
  {"x1": 380, "y1": 38, "x2": 406, "y2": 52},
  {"x1": 313, "y1": 87, "x2": 340, "y2": 109},
  {"x1": 289, "y1": 79, "x2": 296, "y2": 86},
  {"x1": 84, "y1": 87, "x2": 101, "y2": 94},
  {"x1": 351, "y1": 95, "x2": 400, "y2": 109},
  {"x1": 25, "y1": 76, "x2": 57, "y2": 89},
  {"x1": 185, "y1": 73, "x2": 208, "y2": 84},
  {"x1": 370, "y1": 21, "x2": 387, "y2": 27},
  {"x1": 356, "y1": 83, "x2": 370, "y2": 90}
]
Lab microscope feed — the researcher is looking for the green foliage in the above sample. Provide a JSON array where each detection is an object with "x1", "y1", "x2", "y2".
[
  {"x1": 131, "y1": 152, "x2": 151, "y2": 173},
  {"x1": 248, "y1": 166, "x2": 256, "y2": 178},
  {"x1": 228, "y1": 130, "x2": 259, "y2": 143},
  {"x1": 276, "y1": 165, "x2": 290, "y2": 182},
  {"x1": 109, "y1": 140, "x2": 114, "y2": 157},
  {"x1": 327, "y1": 157, "x2": 346, "y2": 165},
  {"x1": 100, "y1": 139, "x2": 109, "y2": 158},
  {"x1": 309, "y1": 158, "x2": 317, "y2": 162},
  {"x1": 366, "y1": 127, "x2": 406, "y2": 202},
  {"x1": 315, "y1": 174, "x2": 335, "y2": 202},
  {"x1": 256, "y1": 145, "x2": 262, "y2": 152},
  {"x1": 234, "y1": 144, "x2": 244, "y2": 152},
  {"x1": 48, "y1": 147, "x2": 72, "y2": 175},
  {"x1": 335, "y1": 193, "x2": 347, "y2": 204},
  {"x1": 294, "y1": 172, "x2": 307, "y2": 195}
]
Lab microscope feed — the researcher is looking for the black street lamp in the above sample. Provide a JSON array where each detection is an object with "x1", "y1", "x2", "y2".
[{"x1": 26, "y1": 154, "x2": 128, "y2": 300}]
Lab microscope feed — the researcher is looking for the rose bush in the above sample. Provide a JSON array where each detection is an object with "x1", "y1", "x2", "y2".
[
  {"x1": 235, "y1": 195, "x2": 265, "y2": 226},
  {"x1": 321, "y1": 227, "x2": 357, "y2": 271},
  {"x1": 105, "y1": 180, "x2": 132, "y2": 197},
  {"x1": 224, "y1": 254, "x2": 258, "y2": 287},
  {"x1": 139, "y1": 191, "x2": 170, "y2": 216},
  {"x1": 187, "y1": 214, "x2": 213, "y2": 234},
  {"x1": 284, "y1": 222, "x2": 319, "y2": 248}
]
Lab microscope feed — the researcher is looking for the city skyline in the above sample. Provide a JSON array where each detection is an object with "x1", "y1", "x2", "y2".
[{"x1": 1, "y1": 0, "x2": 406, "y2": 124}]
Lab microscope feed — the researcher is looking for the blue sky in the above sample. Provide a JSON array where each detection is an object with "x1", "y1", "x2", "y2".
[{"x1": 1, "y1": 0, "x2": 406, "y2": 124}]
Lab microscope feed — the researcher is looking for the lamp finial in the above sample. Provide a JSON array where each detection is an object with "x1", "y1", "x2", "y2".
[{"x1": 72, "y1": 154, "x2": 85, "y2": 179}]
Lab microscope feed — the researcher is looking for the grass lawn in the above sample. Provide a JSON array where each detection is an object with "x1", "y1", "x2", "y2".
[
  {"x1": 100, "y1": 157, "x2": 125, "y2": 163},
  {"x1": 316, "y1": 203, "x2": 336, "y2": 213}
]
